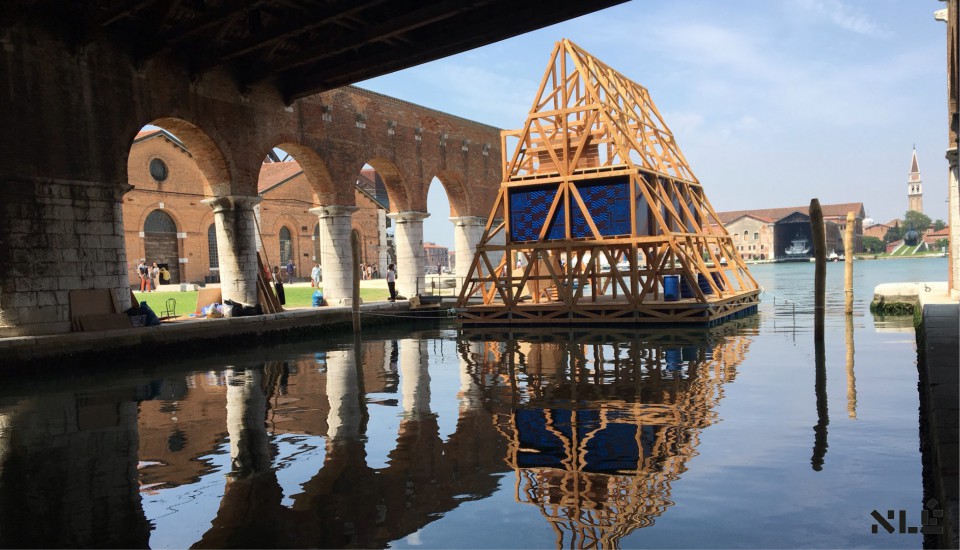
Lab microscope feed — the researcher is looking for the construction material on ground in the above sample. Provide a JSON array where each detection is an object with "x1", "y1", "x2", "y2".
[{"x1": 69, "y1": 289, "x2": 122, "y2": 332}]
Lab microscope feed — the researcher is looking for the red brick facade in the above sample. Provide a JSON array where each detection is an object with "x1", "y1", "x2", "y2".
[{"x1": 124, "y1": 131, "x2": 388, "y2": 286}]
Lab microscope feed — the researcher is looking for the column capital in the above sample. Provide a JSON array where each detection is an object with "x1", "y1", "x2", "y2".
[
  {"x1": 201, "y1": 195, "x2": 262, "y2": 213},
  {"x1": 946, "y1": 147, "x2": 958, "y2": 165},
  {"x1": 309, "y1": 204, "x2": 360, "y2": 218},
  {"x1": 388, "y1": 210, "x2": 430, "y2": 223},
  {"x1": 449, "y1": 215, "x2": 487, "y2": 227}
]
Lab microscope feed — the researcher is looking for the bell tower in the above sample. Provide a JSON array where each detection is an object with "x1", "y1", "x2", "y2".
[{"x1": 907, "y1": 147, "x2": 923, "y2": 213}]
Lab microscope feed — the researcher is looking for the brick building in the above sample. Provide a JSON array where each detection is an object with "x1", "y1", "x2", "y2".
[
  {"x1": 712, "y1": 202, "x2": 865, "y2": 260},
  {"x1": 423, "y1": 242, "x2": 449, "y2": 273},
  {"x1": 124, "y1": 130, "x2": 388, "y2": 287}
]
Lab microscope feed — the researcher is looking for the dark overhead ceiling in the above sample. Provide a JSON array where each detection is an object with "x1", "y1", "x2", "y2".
[{"x1": 7, "y1": 0, "x2": 627, "y2": 103}]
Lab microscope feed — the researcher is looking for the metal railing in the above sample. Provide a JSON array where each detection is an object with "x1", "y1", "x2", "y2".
[{"x1": 415, "y1": 275, "x2": 465, "y2": 297}]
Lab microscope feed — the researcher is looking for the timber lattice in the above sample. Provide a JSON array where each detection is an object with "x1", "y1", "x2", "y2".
[{"x1": 456, "y1": 38, "x2": 759, "y2": 326}]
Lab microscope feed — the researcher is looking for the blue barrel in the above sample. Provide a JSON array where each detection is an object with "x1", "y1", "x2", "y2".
[
  {"x1": 698, "y1": 273, "x2": 713, "y2": 295},
  {"x1": 665, "y1": 348, "x2": 682, "y2": 371},
  {"x1": 663, "y1": 275, "x2": 680, "y2": 301},
  {"x1": 680, "y1": 276, "x2": 695, "y2": 298},
  {"x1": 711, "y1": 272, "x2": 725, "y2": 291},
  {"x1": 312, "y1": 290, "x2": 324, "y2": 307}
]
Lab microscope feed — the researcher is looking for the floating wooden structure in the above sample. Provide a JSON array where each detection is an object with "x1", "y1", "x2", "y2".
[{"x1": 456, "y1": 39, "x2": 759, "y2": 326}]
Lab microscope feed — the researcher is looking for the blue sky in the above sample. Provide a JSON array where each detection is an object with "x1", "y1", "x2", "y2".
[{"x1": 358, "y1": 0, "x2": 951, "y2": 248}]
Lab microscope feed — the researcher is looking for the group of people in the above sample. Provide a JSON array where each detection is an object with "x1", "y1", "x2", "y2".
[
  {"x1": 270, "y1": 259, "x2": 398, "y2": 302},
  {"x1": 358, "y1": 263, "x2": 379, "y2": 280},
  {"x1": 136, "y1": 259, "x2": 169, "y2": 292}
]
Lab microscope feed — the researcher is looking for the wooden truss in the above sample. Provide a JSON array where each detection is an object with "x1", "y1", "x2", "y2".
[{"x1": 457, "y1": 38, "x2": 759, "y2": 325}]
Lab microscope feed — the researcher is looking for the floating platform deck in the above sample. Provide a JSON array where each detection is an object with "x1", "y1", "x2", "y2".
[{"x1": 458, "y1": 289, "x2": 759, "y2": 327}]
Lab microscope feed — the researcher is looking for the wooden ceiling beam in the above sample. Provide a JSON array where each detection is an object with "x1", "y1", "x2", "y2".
[
  {"x1": 280, "y1": 0, "x2": 627, "y2": 101},
  {"x1": 249, "y1": 0, "x2": 486, "y2": 82},
  {"x1": 192, "y1": 0, "x2": 388, "y2": 73}
]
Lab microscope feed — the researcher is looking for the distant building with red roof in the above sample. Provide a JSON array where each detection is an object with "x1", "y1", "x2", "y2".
[{"x1": 711, "y1": 202, "x2": 864, "y2": 260}]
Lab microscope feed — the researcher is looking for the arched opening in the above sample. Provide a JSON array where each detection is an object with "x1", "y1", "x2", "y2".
[
  {"x1": 125, "y1": 120, "x2": 229, "y2": 289},
  {"x1": 207, "y1": 223, "x2": 220, "y2": 283},
  {"x1": 356, "y1": 164, "x2": 391, "y2": 276},
  {"x1": 425, "y1": 177, "x2": 453, "y2": 276},
  {"x1": 279, "y1": 226, "x2": 293, "y2": 268},
  {"x1": 144, "y1": 209, "x2": 181, "y2": 284}
]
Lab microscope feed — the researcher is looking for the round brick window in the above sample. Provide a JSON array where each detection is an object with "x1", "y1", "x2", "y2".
[{"x1": 149, "y1": 158, "x2": 168, "y2": 182}]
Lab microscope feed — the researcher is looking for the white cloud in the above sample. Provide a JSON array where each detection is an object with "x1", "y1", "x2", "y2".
[{"x1": 792, "y1": 0, "x2": 889, "y2": 37}]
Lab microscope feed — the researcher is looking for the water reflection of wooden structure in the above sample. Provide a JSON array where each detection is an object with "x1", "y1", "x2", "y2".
[
  {"x1": 461, "y1": 324, "x2": 755, "y2": 548},
  {"x1": 457, "y1": 39, "x2": 759, "y2": 327}
]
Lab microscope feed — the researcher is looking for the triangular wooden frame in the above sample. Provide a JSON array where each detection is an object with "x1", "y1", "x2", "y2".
[{"x1": 457, "y1": 39, "x2": 759, "y2": 326}]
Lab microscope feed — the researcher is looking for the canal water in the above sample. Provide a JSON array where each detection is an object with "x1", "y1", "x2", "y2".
[{"x1": 0, "y1": 258, "x2": 947, "y2": 548}]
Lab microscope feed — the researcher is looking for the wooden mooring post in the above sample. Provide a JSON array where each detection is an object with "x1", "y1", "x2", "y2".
[
  {"x1": 809, "y1": 198, "x2": 829, "y2": 471},
  {"x1": 844, "y1": 211, "x2": 855, "y2": 315}
]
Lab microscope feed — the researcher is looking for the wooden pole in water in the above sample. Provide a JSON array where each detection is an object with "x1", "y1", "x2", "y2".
[
  {"x1": 844, "y1": 212, "x2": 855, "y2": 314},
  {"x1": 845, "y1": 313, "x2": 857, "y2": 419},
  {"x1": 351, "y1": 229, "x2": 361, "y2": 333},
  {"x1": 809, "y1": 198, "x2": 829, "y2": 471},
  {"x1": 810, "y1": 199, "x2": 827, "y2": 335}
]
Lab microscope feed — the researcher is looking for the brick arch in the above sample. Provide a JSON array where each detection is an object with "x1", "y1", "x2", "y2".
[
  {"x1": 135, "y1": 206, "x2": 183, "y2": 234},
  {"x1": 430, "y1": 170, "x2": 469, "y2": 218},
  {"x1": 261, "y1": 138, "x2": 338, "y2": 205},
  {"x1": 145, "y1": 117, "x2": 233, "y2": 197},
  {"x1": 365, "y1": 159, "x2": 411, "y2": 212}
]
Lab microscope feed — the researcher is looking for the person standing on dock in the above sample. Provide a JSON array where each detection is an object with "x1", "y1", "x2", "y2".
[{"x1": 386, "y1": 263, "x2": 397, "y2": 301}]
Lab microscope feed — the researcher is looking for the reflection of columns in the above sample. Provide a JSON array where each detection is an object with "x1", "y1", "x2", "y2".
[
  {"x1": 400, "y1": 339, "x2": 431, "y2": 418},
  {"x1": 458, "y1": 342, "x2": 483, "y2": 412},
  {"x1": 450, "y1": 216, "x2": 487, "y2": 290},
  {"x1": 226, "y1": 368, "x2": 271, "y2": 475},
  {"x1": 310, "y1": 205, "x2": 359, "y2": 306},
  {"x1": 389, "y1": 211, "x2": 429, "y2": 297},
  {"x1": 326, "y1": 349, "x2": 362, "y2": 441},
  {"x1": 0, "y1": 395, "x2": 149, "y2": 547},
  {"x1": 946, "y1": 148, "x2": 959, "y2": 298},
  {"x1": 202, "y1": 196, "x2": 262, "y2": 305}
]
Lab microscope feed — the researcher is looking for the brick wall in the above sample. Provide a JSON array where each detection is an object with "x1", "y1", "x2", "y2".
[{"x1": 124, "y1": 135, "x2": 388, "y2": 285}]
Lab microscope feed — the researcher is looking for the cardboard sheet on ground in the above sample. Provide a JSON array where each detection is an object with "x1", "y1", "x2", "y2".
[
  {"x1": 195, "y1": 287, "x2": 222, "y2": 314},
  {"x1": 69, "y1": 289, "x2": 120, "y2": 331}
]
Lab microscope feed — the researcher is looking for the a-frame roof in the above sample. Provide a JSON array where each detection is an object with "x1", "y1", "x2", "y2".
[{"x1": 504, "y1": 38, "x2": 696, "y2": 184}]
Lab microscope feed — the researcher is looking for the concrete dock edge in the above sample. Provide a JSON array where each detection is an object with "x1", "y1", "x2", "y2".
[{"x1": 916, "y1": 303, "x2": 960, "y2": 549}]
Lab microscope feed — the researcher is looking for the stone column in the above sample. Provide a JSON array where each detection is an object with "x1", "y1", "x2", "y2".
[
  {"x1": 400, "y1": 339, "x2": 431, "y2": 419},
  {"x1": 0, "y1": 180, "x2": 132, "y2": 337},
  {"x1": 450, "y1": 216, "x2": 487, "y2": 292},
  {"x1": 488, "y1": 217, "x2": 506, "y2": 270},
  {"x1": 325, "y1": 349, "x2": 362, "y2": 441},
  {"x1": 389, "y1": 211, "x2": 429, "y2": 298},
  {"x1": 225, "y1": 368, "x2": 271, "y2": 475},
  {"x1": 377, "y1": 209, "x2": 389, "y2": 277},
  {"x1": 309, "y1": 205, "x2": 359, "y2": 306},
  {"x1": 202, "y1": 196, "x2": 262, "y2": 306},
  {"x1": 947, "y1": 147, "x2": 959, "y2": 298}
]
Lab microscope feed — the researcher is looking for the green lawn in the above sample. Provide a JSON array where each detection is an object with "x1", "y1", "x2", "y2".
[{"x1": 133, "y1": 285, "x2": 390, "y2": 316}]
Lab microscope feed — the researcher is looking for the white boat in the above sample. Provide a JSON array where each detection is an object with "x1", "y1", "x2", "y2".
[
  {"x1": 827, "y1": 251, "x2": 839, "y2": 261},
  {"x1": 784, "y1": 234, "x2": 811, "y2": 257}
]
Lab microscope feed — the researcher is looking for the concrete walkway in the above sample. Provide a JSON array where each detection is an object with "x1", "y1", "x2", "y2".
[
  {"x1": 917, "y1": 301, "x2": 959, "y2": 549},
  {"x1": 0, "y1": 299, "x2": 453, "y2": 370}
]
